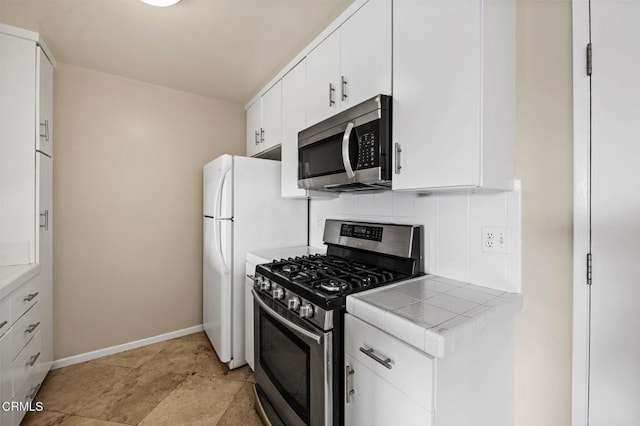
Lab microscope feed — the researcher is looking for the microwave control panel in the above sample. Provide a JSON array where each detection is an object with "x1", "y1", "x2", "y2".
[{"x1": 356, "y1": 121, "x2": 379, "y2": 170}]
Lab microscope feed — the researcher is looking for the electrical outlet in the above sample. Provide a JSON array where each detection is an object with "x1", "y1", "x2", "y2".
[{"x1": 482, "y1": 227, "x2": 510, "y2": 253}]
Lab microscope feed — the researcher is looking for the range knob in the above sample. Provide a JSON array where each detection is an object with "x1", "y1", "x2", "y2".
[
  {"x1": 299, "y1": 303, "x2": 314, "y2": 319},
  {"x1": 272, "y1": 287, "x2": 284, "y2": 300},
  {"x1": 260, "y1": 278, "x2": 271, "y2": 292},
  {"x1": 287, "y1": 297, "x2": 301, "y2": 311},
  {"x1": 254, "y1": 276, "x2": 263, "y2": 288}
]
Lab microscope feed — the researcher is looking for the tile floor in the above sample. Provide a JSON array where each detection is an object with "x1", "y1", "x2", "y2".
[{"x1": 22, "y1": 332, "x2": 262, "y2": 426}]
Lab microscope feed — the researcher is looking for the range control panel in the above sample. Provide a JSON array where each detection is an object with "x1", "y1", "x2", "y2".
[{"x1": 340, "y1": 224, "x2": 383, "y2": 242}]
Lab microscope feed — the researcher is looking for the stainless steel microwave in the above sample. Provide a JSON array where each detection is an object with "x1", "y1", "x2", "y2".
[{"x1": 298, "y1": 95, "x2": 391, "y2": 192}]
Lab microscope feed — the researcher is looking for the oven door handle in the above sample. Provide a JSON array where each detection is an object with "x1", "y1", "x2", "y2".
[
  {"x1": 342, "y1": 121, "x2": 356, "y2": 179},
  {"x1": 252, "y1": 289, "x2": 323, "y2": 344}
]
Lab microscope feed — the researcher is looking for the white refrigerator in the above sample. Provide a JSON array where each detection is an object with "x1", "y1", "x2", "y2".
[{"x1": 203, "y1": 154, "x2": 307, "y2": 369}]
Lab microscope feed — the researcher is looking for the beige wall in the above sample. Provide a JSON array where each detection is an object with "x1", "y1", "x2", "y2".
[
  {"x1": 515, "y1": 1, "x2": 573, "y2": 424},
  {"x1": 53, "y1": 64, "x2": 244, "y2": 359}
]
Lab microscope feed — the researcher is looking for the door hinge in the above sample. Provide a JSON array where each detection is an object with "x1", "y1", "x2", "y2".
[
  {"x1": 586, "y1": 43, "x2": 592, "y2": 76},
  {"x1": 587, "y1": 253, "x2": 593, "y2": 285}
]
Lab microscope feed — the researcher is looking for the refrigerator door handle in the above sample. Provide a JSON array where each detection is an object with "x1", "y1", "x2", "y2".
[
  {"x1": 214, "y1": 219, "x2": 231, "y2": 274},
  {"x1": 214, "y1": 166, "x2": 232, "y2": 218}
]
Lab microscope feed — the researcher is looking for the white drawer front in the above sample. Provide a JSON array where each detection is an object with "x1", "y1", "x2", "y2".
[
  {"x1": 11, "y1": 302, "x2": 40, "y2": 361},
  {"x1": 10, "y1": 274, "x2": 40, "y2": 323},
  {"x1": 345, "y1": 314, "x2": 434, "y2": 410},
  {"x1": 0, "y1": 296, "x2": 10, "y2": 339},
  {"x1": 12, "y1": 372, "x2": 41, "y2": 426},
  {"x1": 12, "y1": 330, "x2": 41, "y2": 396}
]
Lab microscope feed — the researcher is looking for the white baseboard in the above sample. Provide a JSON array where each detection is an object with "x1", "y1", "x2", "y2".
[{"x1": 52, "y1": 324, "x2": 204, "y2": 370}]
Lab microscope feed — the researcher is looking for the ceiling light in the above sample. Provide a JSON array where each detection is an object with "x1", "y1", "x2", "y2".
[{"x1": 140, "y1": 0, "x2": 182, "y2": 7}]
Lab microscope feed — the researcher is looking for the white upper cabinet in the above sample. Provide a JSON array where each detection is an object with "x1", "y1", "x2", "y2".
[
  {"x1": 37, "y1": 48, "x2": 54, "y2": 157},
  {"x1": 306, "y1": 0, "x2": 392, "y2": 127},
  {"x1": 392, "y1": 0, "x2": 515, "y2": 191},
  {"x1": 281, "y1": 60, "x2": 308, "y2": 198},
  {"x1": 305, "y1": 29, "x2": 341, "y2": 127},
  {"x1": 246, "y1": 100, "x2": 261, "y2": 157},
  {"x1": 245, "y1": 80, "x2": 282, "y2": 157},
  {"x1": 340, "y1": 0, "x2": 392, "y2": 111}
]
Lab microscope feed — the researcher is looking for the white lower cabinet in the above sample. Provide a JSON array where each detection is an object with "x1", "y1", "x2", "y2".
[
  {"x1": 344, "y1": 354, "x2": 432, "y2": 426},
  {"x1": 0, "y1": 270, "x2": 46, "y2": 426},
  {"x1": 344, "y1": 314, "x2": 434, "y2": 425}
]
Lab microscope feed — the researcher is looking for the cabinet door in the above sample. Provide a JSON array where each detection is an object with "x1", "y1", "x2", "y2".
[
  {"x1": 37, "y1": 48, "x2": 54, "y2": 156},
  {"x1": 392, "y1": 0, "x2": 481, "y2": 190},
  {"x1": 340, "y1": 0, "x2": 392, "y2": 110},
  {"x1": 246, "y1": 100, "x2": 262, "y2": 157},
  {"x1": 306, "y1": 29, "x2": 341, "y2": 127},
  {"x1": 260, "y1": 80, "x2": 282, "y2": 152},
  {"x1": 37, "y1": 153, "x2": 53, "y2": 376},
  {"x1": 281, "y1": 60, "x2": 308, "y2": 198},
  {"x1": 344, "y1": 354, "x2": 432, "y2": 426}
]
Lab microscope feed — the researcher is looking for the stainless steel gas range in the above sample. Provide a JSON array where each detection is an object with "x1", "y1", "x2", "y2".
[{"x1": 252, "y1": 220, "x2": 423, "y2": 426}]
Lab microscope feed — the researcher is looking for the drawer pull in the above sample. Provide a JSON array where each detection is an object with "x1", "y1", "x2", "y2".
[
  {"x1": 26, "y1": 385, "x2": 39, "y2": 401},
  {"x1": 359, "y1": 347, "x2": 393, "y2": 369},
  {"x1": 24, "y1": 292, "x2": 39, "y2": 302},
  {"x1": 0, "y1": 321, "x2": 7, "y2": 329},
  {"x1": 345, "y1": 365, "x2": 355, "y2": 404},
  {"x1": 26, "y1": 322, "x2": 41, "y2": 334},
  {"x1": 26, "y1": 352, "x2": 41, "y2": 367}
]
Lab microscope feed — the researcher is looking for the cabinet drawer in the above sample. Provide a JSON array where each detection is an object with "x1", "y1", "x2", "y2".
[
  {"x1": 12, "y1": 371, "x2": 41, "y2": 426},
  {"x1": 10, "y1": 274, "x2": 40, "y2": 322},
  {"x1": 11, "y1": 302, "x2": 40, "y2": 361},
  {"x1": 0, "y1": 296, "x2": 10, "y2": 339},
  {"x1": 12, "y1": 330, "x2": 41, "y2": 396},
  {"x1": 345, "y1": 314, "x2": 434, "y2": 410}
]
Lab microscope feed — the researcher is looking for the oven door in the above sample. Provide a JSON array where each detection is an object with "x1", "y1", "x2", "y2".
[{"x1": 253, "y1": 289, "x2": 333, "y2": 426}]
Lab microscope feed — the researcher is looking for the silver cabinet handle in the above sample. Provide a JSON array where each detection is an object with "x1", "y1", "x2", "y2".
[
  {"x1": 40, "y1": 120, "x2": 49, "y2": 141},
  {"x1": 40, "y1": 210, "x2": 49, "y2": 231},
  {"x1": 359, "y1": 347, "x2": 393, "y2": 369},
  {"x1": 24, "y1": 292, "x2": 39, "y2": 302},
  {"x1": 260, "y1": 128, "x2": 265, "y2": 143},
  {"x1": 252, "y1": 289, "x2": 322, "y2": 344},
  {"x1": 26, "y1": 322, "x2": 40, "y2": 334},
  {"x1": 255, "y1": 130, "x2": 260, "y2": 145},
  {"x1": 0, "y1": 320, "x2": 7, "y2": 329},
  {"x1": 394, "y1": 143, "x2": 402, "y2": 174},
  {"x1": 341, "y1": 76, "x2": 348, "y2": 101},
  {"x1": 341, "y1": 122, "x2": 356, "y2": 179},
  {"x1": 26, "y1": 352, "x2": 41, "y2": 367},
  {"x1": 329, "y1": 83, "x2": 336, "y2": 106},
  {"x1": 345, "y1": 365, "x2": 355, "y2": 403},
  {"x1": 246, "y1": 274, "x2": 255, "y2": 280}
]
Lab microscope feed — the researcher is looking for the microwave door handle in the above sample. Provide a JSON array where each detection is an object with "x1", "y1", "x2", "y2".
[{"x1": 342, "y1": 122, "x2": 356, "y2": 179}]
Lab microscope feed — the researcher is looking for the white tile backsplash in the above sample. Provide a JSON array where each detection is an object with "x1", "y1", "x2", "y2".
[{"x1": 309, "y1": 183, "x2": 521, "y2": 293}]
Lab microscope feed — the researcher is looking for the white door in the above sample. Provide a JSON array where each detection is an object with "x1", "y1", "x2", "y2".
[
  {"x1": 306, "y1": 29, "x2": 340, "y2": 127},
  {"x1": 340, "y1": 0, "x2": 392, "y2": 110},
  {"x1": 589, "y1": 1, "x2": 640, "y2": 424},
  {"x1": 203, "y1": 155, "x2": 233, "y2": 218},
  {"x1": 37, "y1": 48, "x2": 53, "y2": 156},
  {"x1": 261, "y1": 80, "x2": 282, "y2": 152},
  {"x1": 203, "y1": 217, "x2": 233, "y2": 363}
]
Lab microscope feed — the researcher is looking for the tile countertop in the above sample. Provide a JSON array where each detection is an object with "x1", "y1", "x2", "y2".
[
  {"x1": 246, "y1": 245, "x2": 326, "y2": 265},
  {"x1": 346, "y1": 274, "x2": 522, "y2": 359},
  {"x1": 0, "y1": 263, "x2": 40, "y2": 299}
]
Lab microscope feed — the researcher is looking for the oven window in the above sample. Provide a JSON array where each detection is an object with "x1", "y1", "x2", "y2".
[
  {"x1": 299, "y1": 134, "x2": 345, "y2": 179},
  {"x1": 260, "y1": 311, "x2": 311, "y2": 424}
]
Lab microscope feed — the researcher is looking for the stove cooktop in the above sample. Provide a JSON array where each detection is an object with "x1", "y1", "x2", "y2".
[{"x1": 257, "y1": 254, "x2": 411, "y2": 309}]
